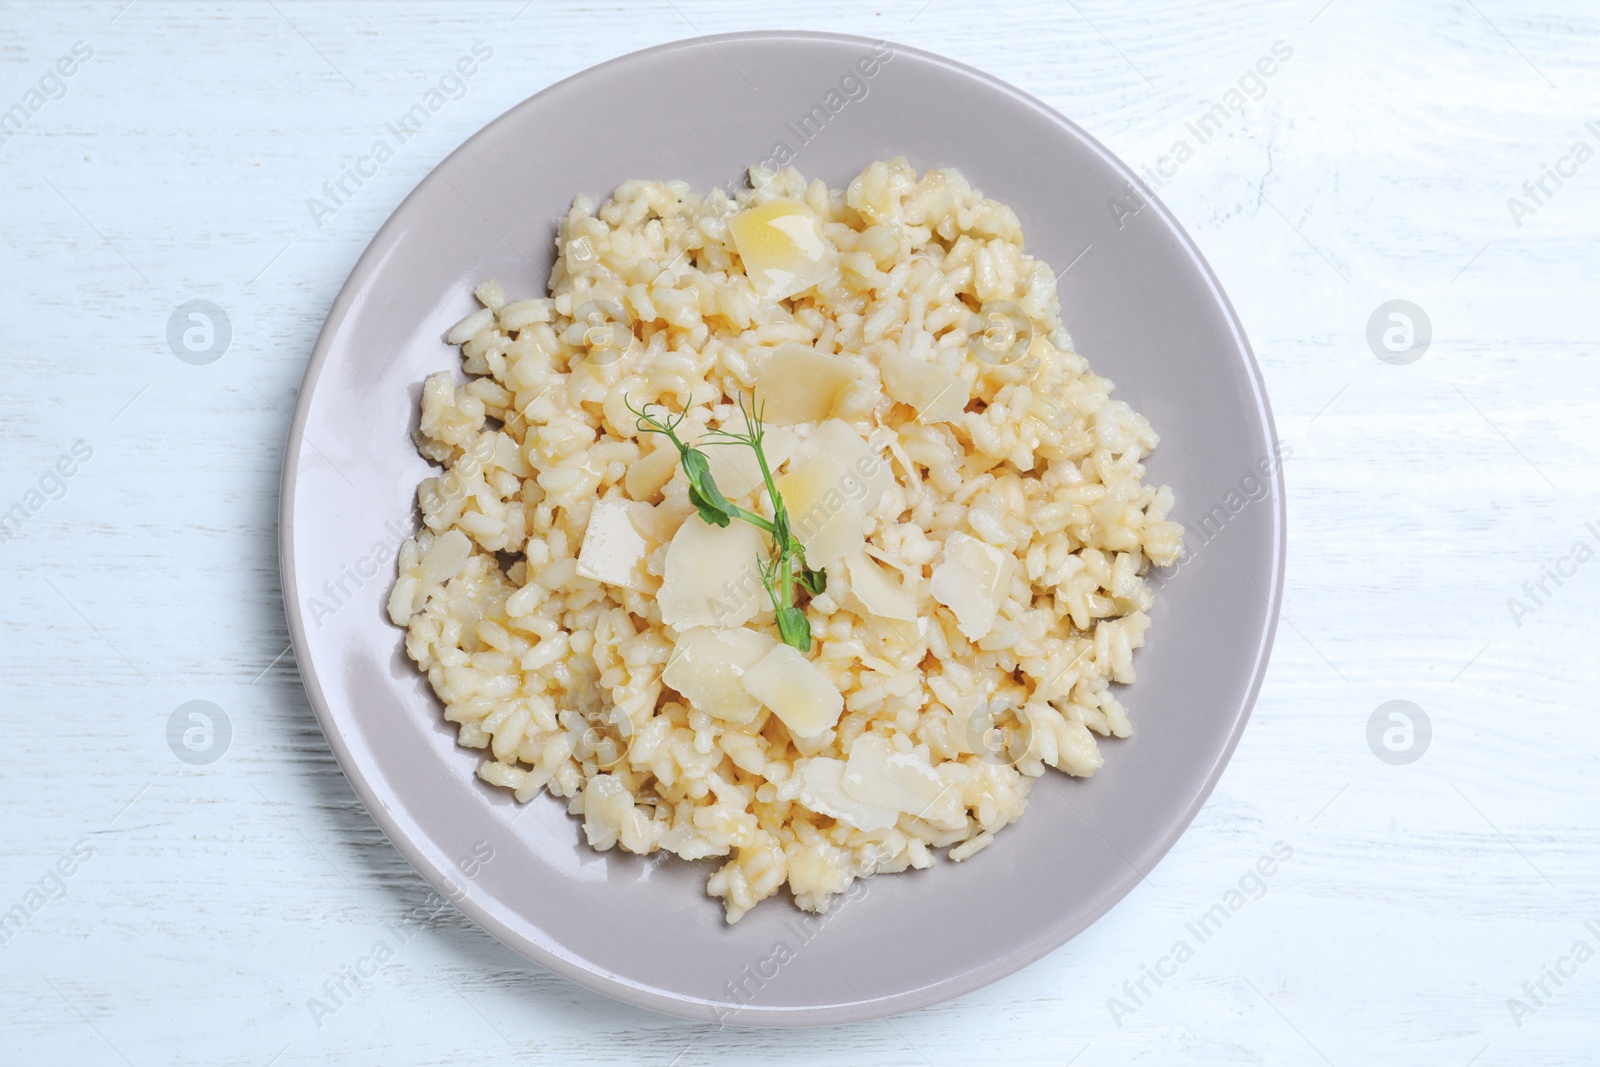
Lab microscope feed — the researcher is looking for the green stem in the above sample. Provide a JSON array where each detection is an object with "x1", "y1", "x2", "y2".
[{"x1": 730, "y1": 505, "x2": 775, "y2": 533}]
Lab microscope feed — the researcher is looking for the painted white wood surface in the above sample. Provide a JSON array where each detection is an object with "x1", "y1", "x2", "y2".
[{"x1": 2, "y1": 1, "x2": 1597, "y2": 1063}]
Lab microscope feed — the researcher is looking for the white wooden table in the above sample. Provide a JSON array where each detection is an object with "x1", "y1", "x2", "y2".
[{"x1": 3, "y1": 1, "x2": 1596, "y2": 1063}]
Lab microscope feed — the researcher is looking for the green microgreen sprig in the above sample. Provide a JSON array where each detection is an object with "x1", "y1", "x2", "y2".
[{"x1": 627, "y1": 396, "x2": 826, "y2": 652}]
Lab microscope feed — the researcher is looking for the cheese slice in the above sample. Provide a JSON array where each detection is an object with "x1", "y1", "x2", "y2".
[
  {"x1": 929, "y1": 531, "x2": 1013, "y2": 640},
  {"x1": 881, "y1": 349, "x2": 968, "y2": 423},
  {"x1": 841, "y1": 734, "x2": 945, "y2": 819},
  {"x1": 798, "y1": 757, "x2": 898, "y2": 832},
  {"x1": 753, "y1": 344, "x2": 855, "y2": 426},
  {"x1": 729, "y1": 199, "x2": 836, "y2": 302},
  {"x1": 797, "y1": 419, "x2": 894, "y2": 505},
  {"x1": 576, "y1": 498, "x2": 654, "y2": 591},
  {"x1": 662, "y1": 627, "x2": 778, "y2": 723},
  {"x1": 843, "y1": 552, "x2": 917, "y2": 621},
  {"x1": 774, "y1": 451, "x2": 860, "y2": 566},
  {"x1": 657, "y1": 515, "x2": 767, "y2": 630},
  {"x1": 776, "y1": 419, "x2": 893, "y2": 566},
  {"x1": 741, "y1": 643, "x2": 843, "y2": 738}
]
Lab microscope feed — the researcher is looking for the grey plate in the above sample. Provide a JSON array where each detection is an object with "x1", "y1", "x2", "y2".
[{"x1": 280, "y1": 30, "x2": 1285, "y2": 1027}]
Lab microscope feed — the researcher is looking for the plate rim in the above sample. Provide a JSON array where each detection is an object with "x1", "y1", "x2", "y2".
[{"x1": 278, "y1": 27, "x2": 1286, "y2": 1027}]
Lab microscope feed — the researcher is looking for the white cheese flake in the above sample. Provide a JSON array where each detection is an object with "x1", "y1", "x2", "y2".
[
  {"x1": 662, "y1": 627, "x2": 777, "y2": 724},
  {"x1": 657, "y1": 515, "x2": 767, "y2": 630},
  {"x1": 799, "y1": 419, "x2": 895, "y2": 504},
  {"x1": 881, "y1": 349, "x2": 968, "y2": 423},
  {"x1": 843, "y1": 551, "x2": 918, "y2": 621},
  {"x1": 841, "y1": 734, "x2": 946, "y2": 818},
  {"x1": 798, "y1": 757, "x2": 898, "y2": 832},
  {"x1": 741, "y1": 643, "x2": 844, "y2": 738},
  {"x1": 929, "y1": 531, "x2": 1013, "y2": 640},
  {"x1": 576, "y1": 498, "x2": 655, "y2": 591},
  {"x1": 728, "y1": 199, "x2": 837, "y2": 302},
  {"x1": 753, "y1": 343, "x2": 856, "y2": 425},
  {"x1": 775, "y1": 450, "x2": 861, "y2": 566},
  {"x1": 776, "y1": 419, "x2": 892, "y2": 566}
]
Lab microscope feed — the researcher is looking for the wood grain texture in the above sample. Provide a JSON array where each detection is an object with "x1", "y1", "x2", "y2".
[{"x1": 1, "y1": 0, "x2": 1597, "y2": 1063}]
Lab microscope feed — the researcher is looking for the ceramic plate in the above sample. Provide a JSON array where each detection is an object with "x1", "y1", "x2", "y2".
[{"x1": 280, "y1": 30, "x2": 1285, "y2": 1026}]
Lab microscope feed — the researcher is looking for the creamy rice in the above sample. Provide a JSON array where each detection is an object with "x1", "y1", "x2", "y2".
[{"x1": 388, "y1": 159, "x2": 1183, "y2": 922}]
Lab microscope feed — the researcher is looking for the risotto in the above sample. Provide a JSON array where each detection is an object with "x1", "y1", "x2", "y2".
[{"x1": 387, "y1": 159, "x2": 1184, "y2": 922}]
